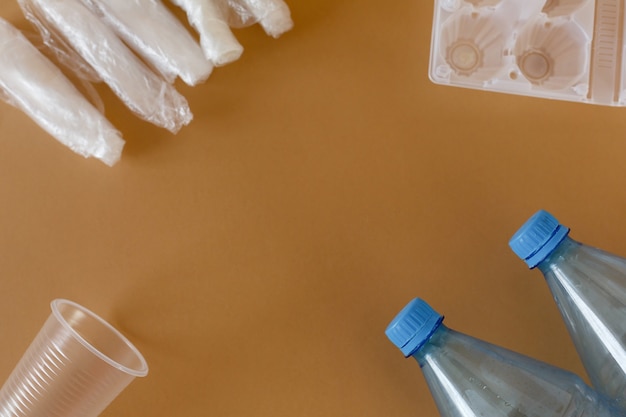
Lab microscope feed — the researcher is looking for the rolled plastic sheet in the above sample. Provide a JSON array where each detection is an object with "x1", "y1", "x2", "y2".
[
  {"x1": 81, "y1": 0, "x2": 213, "y2": 85},
  {"x1": 19, "y1": 0, "x2": 193, "y2": 134},
  {"x1": 170, "y1": 0, "x2": 244, "y2": 66},
  {"x1": 0, "y1": 18, "x2": 124, "y2": 166},
  {"x1": 234, "y1": 0, "x2": 293, "y2": 38}
]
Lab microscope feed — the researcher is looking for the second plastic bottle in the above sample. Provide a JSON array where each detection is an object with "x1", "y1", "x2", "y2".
[{"x1": 510, "y1": 210, "x2": 626, "y2": 409}]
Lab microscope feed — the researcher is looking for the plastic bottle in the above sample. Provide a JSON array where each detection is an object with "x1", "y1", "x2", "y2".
[
  {"x1": 510, "y1": 210, "x2": 626, "y2": 408},
  {"x1": 385, "y1": 298, "x2": 624, "y2": 417}
]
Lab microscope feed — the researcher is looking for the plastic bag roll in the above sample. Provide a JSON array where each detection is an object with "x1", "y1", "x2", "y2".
[
  {"x1": 19, "y1": 0, "x2": 193, "y2": 133},
  {"x1": 235, "y1": 0, "x2": 293, "y2": 38},
  {"x1": 170, "y1": 0, "x2": 244, "y2": 66},
  {"x1": 81, "y1": 0, "x2": 213, "y2": 85},
  {"x1": 0, "y1": 18, "x2": 124, "y2": 166}
]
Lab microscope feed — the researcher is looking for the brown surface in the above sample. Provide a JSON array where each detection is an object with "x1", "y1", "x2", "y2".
[{"x1": 1, "y1": 1, "x2": 626, "y2": 417}]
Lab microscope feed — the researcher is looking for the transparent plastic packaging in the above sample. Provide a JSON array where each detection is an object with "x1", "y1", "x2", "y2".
[
  {"x1": 19, "y1": 0, "x2": 193, "y2": 133},
  {"x1": 0, "y1": 299, "x2": 148, "y2": 417},
  {"x1": 170, "y1": 0, "x2": 244, "y2": 66},
  {"x1": 510, "y1": 210, "x2": 626, "y2": 409},
  {"x1": 429, "y1": 0, "x2": 626, "y2": 106},
  {"x1": 80, "y1": 0, "x2": 213, "y2": 86},
  {"x1": 0, "y1": 18, "x2": 123, "y2": 166},
  {"x1": 385, "y1": 298, "x2": 625, "y2": 417},
  {"x1": 236, "y1": 0, "x2": 293, "y2": 38}
]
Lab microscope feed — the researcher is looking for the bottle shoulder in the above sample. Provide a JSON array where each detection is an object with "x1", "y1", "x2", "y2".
[
  {"x1": 417, "y1": 328, "x2": 616, "y2": 417},
  {"x1": 540, "y1": 238, "x2": 626, "y2": 272},
  {"x1": 538, "y1": 237, "x2": 626, "y2": 301}
]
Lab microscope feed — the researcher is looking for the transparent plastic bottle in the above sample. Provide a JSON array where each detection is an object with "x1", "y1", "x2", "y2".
[
  {"x1": 510, "y1": 210, "x2": 626, "y2": 408},
  {"x1": 385, "y1": 298, "x2": 624, "y2": 417}
]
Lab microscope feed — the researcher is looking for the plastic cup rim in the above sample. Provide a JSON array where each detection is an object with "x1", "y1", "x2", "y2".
[{"x1": 50, "y1": 298, "x2": 149, "y2": 377}]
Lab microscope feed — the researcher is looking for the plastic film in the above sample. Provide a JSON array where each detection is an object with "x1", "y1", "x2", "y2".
[
  {"x1": 233, "y1": 0, "x2": 293, "y2": 38},
  {"x1": 0, "y1": 18, "x2": 124, "y2": 166},
  {"x1": 19, "y1": 0, "x2": 193, "y2": 133},
  {"x1": 81, "y1": 0, "x2": 213, "y2": 85},
  {"x1": 170, "y1": 0, "x2": 244, "y2": 66},
  {"x1": 18, "y1": 5, "x2": 101, "y2": 83}
]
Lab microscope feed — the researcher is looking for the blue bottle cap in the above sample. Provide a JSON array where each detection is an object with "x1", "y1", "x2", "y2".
[
  {"x1": 509, "y1": 210, "x2": 570, "y2": 268},
  {"x1": 385, "y1": 298, "x2": 444, "y2": 357}
]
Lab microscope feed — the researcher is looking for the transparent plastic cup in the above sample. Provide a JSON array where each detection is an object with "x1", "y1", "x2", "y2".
[{"x1": 0, "y1": 299, "x2": 148, "y2": 417}]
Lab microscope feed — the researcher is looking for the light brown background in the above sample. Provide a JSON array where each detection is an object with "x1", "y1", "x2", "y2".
[{"x1": 1, "y1": 1, "x2": 625, "y2": 416}]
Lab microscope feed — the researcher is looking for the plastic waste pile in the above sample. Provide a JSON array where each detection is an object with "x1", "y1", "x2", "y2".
[{"x1": 0, "y1": 0, "x2": 293, "y2": 166}]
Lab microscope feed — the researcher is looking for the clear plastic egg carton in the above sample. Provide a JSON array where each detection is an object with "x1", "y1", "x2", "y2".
[{"x1": 429, "y1": 0, "x2": 626, "y2": 106}]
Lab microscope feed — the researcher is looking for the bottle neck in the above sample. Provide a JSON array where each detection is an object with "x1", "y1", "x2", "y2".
[
  {"x1": 535, "y1": 236, "x2": 580, "y2": 272},
  {"x1": 410, "y1": 323, "x2": 449, "y2": 367}
]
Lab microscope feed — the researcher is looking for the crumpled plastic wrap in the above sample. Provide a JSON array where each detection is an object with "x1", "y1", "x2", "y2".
[
  {"x1": 234, "y1": 0, "x2": 293, "y2": 38},
  {"x1": 0, "y1": 17, "x2": 124, "y2": 166},
  {"x1": 18, "y1": 0, "x2": 193, "y2": 134},
  {"x1": 170, "y1": 0, "x2": 244, "y2": 66},
  {"x1": 81, "y1": 0, "x2": 213, "y2": 86},
  {"x1": 171, "y1": 0, "x2": 293, "y2": 65}
]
